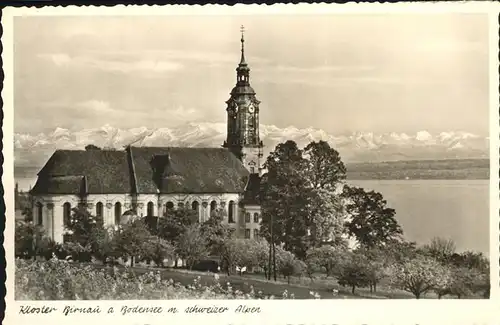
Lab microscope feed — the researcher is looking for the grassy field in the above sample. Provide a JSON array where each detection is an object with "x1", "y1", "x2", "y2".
[{"x1": 86, "y1": 263, "x2": 433, "y2": 299}]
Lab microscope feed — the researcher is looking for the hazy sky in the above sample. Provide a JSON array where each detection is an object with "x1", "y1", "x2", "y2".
[{"x1": 14, "y1": 14, "x2": 490, "y2": 135}]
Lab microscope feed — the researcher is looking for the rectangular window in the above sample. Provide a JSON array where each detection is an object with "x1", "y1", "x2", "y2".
[
  {"x1": 245, "y1": 212, "x2": 251, "y2": 223},
  {"x1": 245, "y1": 229, "x2": 251, "y2": 239},
  {"x1": 253, "y1": 213, "x2": 259, "y2": 223},
  {"x1": 36, "y1": 203, "x2": 43, "y2": 226},
  {"x1": 253, "y1": 229, "x2": 259, "y2": 240}
]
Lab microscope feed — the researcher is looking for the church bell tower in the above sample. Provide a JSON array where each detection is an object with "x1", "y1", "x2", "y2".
[{"x1": 223, "y1": 26, "x2": 264, "y2": 175}]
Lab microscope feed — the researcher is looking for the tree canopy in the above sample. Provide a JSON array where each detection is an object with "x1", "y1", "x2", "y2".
[
  {"x1": 342, "y1": 185, "x2": 403, "y2": 248},
  {"x1": 260, "y1": 140, "x2": 347, "y2": 259}
]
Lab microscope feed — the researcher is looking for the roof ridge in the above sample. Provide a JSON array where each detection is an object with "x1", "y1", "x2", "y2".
[
  {"x1": 127, "y1": 146, "x2": 139, "y2": 194},
  {"x1": 54, "y1": 148, "x2": 125, "y2": 153},
  {"x1": 130, "y1": 146, "x2": 230, "y2": 150}
]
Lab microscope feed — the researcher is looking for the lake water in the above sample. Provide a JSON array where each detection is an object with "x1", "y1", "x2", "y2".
[
  {"x1": 16, "y1": 177, "x2": 489, "y2": 255},
  {"x1": 350, "y1": 180, "x2": 489, "y2": 255}
]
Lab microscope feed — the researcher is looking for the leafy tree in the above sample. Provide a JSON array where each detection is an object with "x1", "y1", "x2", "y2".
[
  {"x1": 219, "y1": 238, "x2": 252, "y2": 275},
  {"x1": 446, "y1": 266, "x2": 480, "y2": 299},
  {"x1": 422, "y1": 237, "x2": 456, "y2": 264},
  {"x1": 389, "y1": 255, "x2": 451, "y2": 299},
  {"x1": 303, "y1": 141, "x2": 347, "y2": 246},
  {"x1": 85, "y1": 144, "x2": 101, "y2": 150},
  {"x1": 157, "y1": 207, "x2": 198, "y2": 243},
  {"x1": 260, "y1": 141, "x2": 348, "y2": 258},
  {"x1": 22, "y1": 206, "x2": 33, "y2": 222},
  {"x1": 65, "y1": 207, "x2": 103, "y2": 248},
  {"x1": 114, "y1": 219, "x2": 153, "y2": 266},
  {"x1": 176, "y1": 224, "x2": 208, "y2": 270},
  {"x1": 355, "y1": 246, "x2": 391, "y2": 293},
  {"x1": 450, "y1": 251, "x2": 489, "y2": 271},
  {"x1": 383, "y1": 239, "x2": 420, "y2": 263},
  {"x1": 237, "y1": 239, "x2": 260, "y2": 271},
  {"x1": 449, "y1": 251, "x2": 490, "y2": 298},
  {"x1": 155, "y1": 207, "x2": 198, "y2": 266},
  {"x1": 277, "y1": 249, "x2": 305, "y2": 284},
  {"x1": 342, "y1": 186, "x2": 402, "y2": 248},
  {"x1": 306, "y1": 245, "x2": 346, "y2": 278},
  {"x1": 220, "y1": 239, "x2": 240, "y2": 276},
  {"x1": 141, "y1": 237, "x2": 175, "y2": 267},
  {"x1": 15, "y1": 221, "x2": 48, "y2": 259},
  {"x1": 432, "y1": 264, "x2": 486, "y2": 299},
  {"x1": 308, "y1": 188, "x2": 345, "y2": 246},
  {"x1": 474, "y1": 267, "x2": 490, "y2": 298},
  {"x1": 260, "y1": 141, "x2": 311, "y2": 259},
  {"x1": 251, "y1": 239, "x2": 271, "y2": 278},
  {"x1": 200, "y1": 212, "x2": 235, "y2": 257},
  {"x1": 302, "y1": 140, "x2": 346, "y2": 191},
  {"x1": 336, "y1": 251, "x2": 372, "y2": 294},
  {"x1": 90, "y1": 226, "x2": 119, "y2": 264}
]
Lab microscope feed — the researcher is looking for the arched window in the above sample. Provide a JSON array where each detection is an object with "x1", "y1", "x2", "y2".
[
  {"x1": 253, "y1": 213, "x2": 259, "y2": 223},
  {"x1": 36, "y1": 202, "x2": 43, "y2": 225},
  {"x1": 63, "y1": 202, "x2": 71, "y2": 227},
  {"x1": 178, "y1": 202, "x2": 184, "y2": 209},
  {"x1": 228, "y1": 201, "x2": 235, "y2": 223},
  {"x1": 245, "y1": 212, "x2": 251, "y2": 223},
  {"x1": 210, "y1": 201, "x2": 217, "y2": 211},
  {"x1": 191, "y1": 201, "x2": 199, "y2": 213},
  {"x1": 147, "y1": 201, "x2": 154, "y2": 217},
  {"x1": 114, "y1": 202, "x2": 122, "y2": 225},
  {"x1": 95, "y1": 202, "x2": 104, "y2": 226}
]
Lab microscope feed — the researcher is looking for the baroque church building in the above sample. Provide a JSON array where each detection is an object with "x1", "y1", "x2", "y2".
[{"x1": 30, "y1": 30, "x2": 263, "y2": 243}]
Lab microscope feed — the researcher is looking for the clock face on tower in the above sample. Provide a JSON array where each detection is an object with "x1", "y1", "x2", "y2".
[{"x1": 248, "y1": 104, "x2": 255, "y2": 113}]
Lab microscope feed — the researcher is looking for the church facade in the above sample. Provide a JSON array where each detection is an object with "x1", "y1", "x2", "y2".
[{"x1": 30, "y1": 31, "x2": 263, "y2": 243}]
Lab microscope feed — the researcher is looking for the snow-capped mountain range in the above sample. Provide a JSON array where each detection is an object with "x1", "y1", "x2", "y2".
[{"x1": 14, "y1": 123, "x2": 489, "y2": 169}]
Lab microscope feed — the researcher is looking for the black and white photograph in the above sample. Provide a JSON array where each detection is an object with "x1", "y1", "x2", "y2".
[{"x1": 4, "y1": 4, "x2": 497, "y2": 310}]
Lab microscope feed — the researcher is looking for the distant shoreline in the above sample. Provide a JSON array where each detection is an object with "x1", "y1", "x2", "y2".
[
  {"x1": 14, "y1": 158, "x2": 490, "y2": 187},
  {"x1": 346, "y1": 158, "x2": 489, "y2": 180}
]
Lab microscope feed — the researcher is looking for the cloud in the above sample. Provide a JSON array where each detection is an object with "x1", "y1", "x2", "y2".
[
  {"x1": 44, "y1": 53, "x2": 72, "y2": 66},
  {"x1": 163, "y1": 106, "x2": 199, "y2": 119},
  {"x1": 257, "y1": 65, "x2": 376, "y2": 74},
  {"x1": 32, "y1": 99, "x2": 205, "y2": 131},
  {"x1": 37, "y1": 52, "x2": 184, "y2": 74},
  {"x1": 76, "y1": 100, "x2": 113, "y2": 112}
]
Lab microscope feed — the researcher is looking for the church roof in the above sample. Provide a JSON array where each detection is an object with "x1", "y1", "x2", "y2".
[
  {"x1": 231, "y1": 85, "x2": 256, "y2": 95},
  {"x1": 31, "y1": 146, "x2": 250, "y2": 195},
  {"x1": 241, "y1": 173, "x2": 261, "y2": 205},
  {"x1": 32, "y1": 150, "x2": 130, "y2": 194}
]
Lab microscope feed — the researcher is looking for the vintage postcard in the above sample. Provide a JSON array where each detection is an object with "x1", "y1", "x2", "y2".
[{"x1": 2, "y1": 2, "x2": 500, "y2": 325}]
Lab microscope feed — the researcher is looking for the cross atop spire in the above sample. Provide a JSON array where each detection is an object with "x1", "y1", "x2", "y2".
[{"x1": 239, "y1": 25, "x2": 246, "y2": 65}]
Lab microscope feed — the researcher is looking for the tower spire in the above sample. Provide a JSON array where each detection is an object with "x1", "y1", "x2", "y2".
[{"x1": 240, "y1": 25, "x2": 246, "y2": 65}]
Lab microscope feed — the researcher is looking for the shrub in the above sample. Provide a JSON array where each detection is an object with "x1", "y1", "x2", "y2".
[{"x1": 62, "y1": 242, "x2": 92, "y2": 262}]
